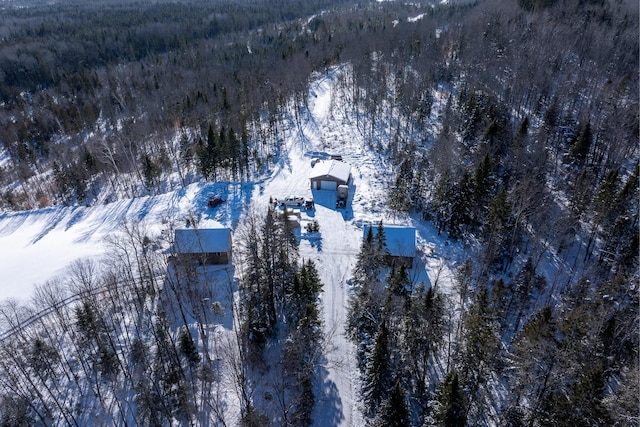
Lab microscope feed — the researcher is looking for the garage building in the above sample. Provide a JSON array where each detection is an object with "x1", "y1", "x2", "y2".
[{"x1": 309, "y1": 160, "x2": 352, "y2": 190}]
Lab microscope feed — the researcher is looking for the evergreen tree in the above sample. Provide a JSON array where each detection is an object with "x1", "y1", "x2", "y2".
[
  {"x1": 427, "y1": 370, "x2": 467, "y2": 427},
  {"x1": 592, "y1": 168, "x2": 619, "y2": 221},
  {"x1": 178, "y1": 328, "x2": 201, "y2": 368},
  {"x1": 373, "y1": 381, "x2": 410, "y2": 427},
  {"x1": 460, "y1": 285, "x2": 501, "y2": 406},
  {"x1": 228, "y1": 127, "x2": 240, "y2": 179},
  {"x1": 374, "y1": 221, "x2": 389, "y2": 265},
  {"x1": 483, "y1": 187, "x2": 512, "y2": 267},
  {"x1": 516, "y1": 116, "x2": 529, "y2": 139},
  {"x1": 363, "y1": 322, "x2": 393, "y2": 416},
  {"x1": 387, "y1": 264, "x2": 410, "y2": 298},
  {"x1": 195, "y1": 135, "x2": 212, "y2": 180},
  {"x1": 283, "y1": 260, "x2": 323, "y2": 427},
  {"x1": 347, "y1": 224, "x2": 387, "y2": 371},
  {"x1": 568, "y1": 120, "x2": 592, "y2": 165},
  {"x1": 452, "y1": 171, "x2": 475, "y2": 232},
  {"x1": 239, "y1": 116, "x2": 250, "y2": 178},
  {"x1": 389, "y1": 175, "x2": 413, "y2": 220},
  {"x1": 542, "y1": 364, "x2": 612, "y2": 426},
  {"x1": 510, "y1": 305, "x2": 559, "y2": 425},
  {"x1": 511, "y1": 258, "x2": 546, "y2": 331},
  {"x1": 142, "y1": 153, "x2": 160, "y2": 189},
  {"x1": 404, "y1": 284, "x2": 446, "y2": 413},
  {"x1": 432, "y1": 171, "x2": 454, "y2": 235}
]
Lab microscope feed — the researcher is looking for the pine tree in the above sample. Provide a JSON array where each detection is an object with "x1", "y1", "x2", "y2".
[
  {"x1": 373, "y1": 381, "x2": 410, "y2": 427},
  {"x1": 592, "y1": 168, "x2": 619, "y2": 221},
  {"x1": 228, "y1": 127, "x2": 240, "y2": 179},
  {"x1": 284, "y1": 260, "x2": 323, "y2": 427},
  {"x1": 568, "y1": 120, "x2": 592, "y2": 165},
  {"x1": 543, "y1": 364, "x2": 612, "y2": 426},
  {"x1": 142, "y1": 153, "x2": 160, "y2": 189},
  {"x1": 510, "y1": 305, "x2": 559, "y2": 425},
  {"x1": 389, "y1": 175, "x2": 413, "y2": 220},
  {"x1": 516, "y1": 116, "x2": 529, "y2": 139},
  {"x1": 484, "y1": 187, "x2": 511, "y2": 259},
  {"x1": 387, "y1": 264, "x2": 410, "y2": 297},
  {"x1": 363, "y1": 322, "x2": 393, "y2": 416},
  {"x1": 427, "y1": 369, "x2": 467, "y2": 427},
  {"x1": 451, "y1": 171, "x2": 475, "y2": 232},
  {"x1": 178, "y1": 328, "x2": 201, "y2": 368},
  {"x1": 473, "y1": 153, "x2": 493, "y2": 207},
  {"x1": 432, "y1": 171, "x2": 454, "y2": 235},
  {"x1": 460, "y1": 285, "x2": 501, "y2": 395},
  {"x1": 374, "y1": 220, "x2": 389, "y2": 265},
  {"x1": 511, "y1": 257, "x2": 546, "y2": 331},
  {"x1": 206, "y1": 124, "x2": 218, "y2": 177},
  {"x1": 404, "y1": 285, "x2": 446, "y2": 407},
  {"x1": 347, "y1": 224, "x2": 386, "y2": 371},
  {"x1": 195, "y1": 134, "x2": 213, "y2": 180}
]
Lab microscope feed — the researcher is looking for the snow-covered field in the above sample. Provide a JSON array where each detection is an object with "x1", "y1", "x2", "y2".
[{"x1": 0, "y1": 66, "x2": 463, "y2": 426}]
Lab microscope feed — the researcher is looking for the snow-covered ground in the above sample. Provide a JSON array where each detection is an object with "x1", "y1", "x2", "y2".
[{"x1": 0, "y1": 66, "x2": 463, "y2": 426}]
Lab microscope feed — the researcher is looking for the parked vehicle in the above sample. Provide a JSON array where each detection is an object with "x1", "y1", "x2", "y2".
[
  {"x1": 304, "y1": 198, "x2": 315, "y2": 210},
  {"x1": 281, "y1": 196, "x2": 305, "y2": 207},
  {"x1": 336, "y1": 185, "x2": 348, "y2": 209},
  {"x1": 208, "y1": 196, "x2": 226, "y2": 208},
  {"x1": 273, "y1": 196, "x2": 314, "y2": 209}
]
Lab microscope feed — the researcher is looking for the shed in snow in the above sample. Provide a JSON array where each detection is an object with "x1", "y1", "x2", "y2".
[
  {"x1": 309, "y1": 160, "x2": 352, "y2": 190},
  {"x1": 173, "y1": 227, "x2": 232, "y2": 265},
  {"x1": 363, "y1": 223, "x2": 416, "y2": 268}
]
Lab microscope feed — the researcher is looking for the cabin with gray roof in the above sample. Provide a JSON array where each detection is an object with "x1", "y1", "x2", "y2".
[
  {"x1": 363, "y1": 223, "x2": 416, "y2": 268},
  {"x1": 173, "y1": 227, "x2": 232, "y2": 265}
]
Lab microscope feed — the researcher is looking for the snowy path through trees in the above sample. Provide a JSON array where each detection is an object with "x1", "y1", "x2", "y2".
[
  {"x1": 258, "y1": 67, "x2": 365, "y2": 426},
  {"x1": 302, "y1": 205, "x2": 363, "y2": 427}
]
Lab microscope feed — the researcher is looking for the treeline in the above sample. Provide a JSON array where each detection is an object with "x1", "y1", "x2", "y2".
[
  {"x1": 0, "y1": 0, "x2": 354, "y2": 208},
  {"x1": 334, "y1": 0, "x2": 638, "y2": 425},
  {"x1": 0, "y1": 0, "x2": 352, "y2": 97}
]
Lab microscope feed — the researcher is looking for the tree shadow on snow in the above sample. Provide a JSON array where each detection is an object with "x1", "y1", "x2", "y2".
[
  {"x1": 312, "y1": 361, "x2": 344, "y2": 427},
  {"x1": 300, "y1": 232, "x2": 322, "y2": 252}
]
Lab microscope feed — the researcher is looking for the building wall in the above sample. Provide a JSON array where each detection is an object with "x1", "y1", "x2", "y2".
[
  {"x1": 176, "y1": 251, "x2": 230, "y2": 266},
  {"x1": 310, "y1": 176, "x2": 348, "y2": 190},
  {"x1": 203, "y1": 252, "x2": 230, "y2": 265},
  {"x1": 386, "y1": 255, "x2": 414, "y2": 268}
]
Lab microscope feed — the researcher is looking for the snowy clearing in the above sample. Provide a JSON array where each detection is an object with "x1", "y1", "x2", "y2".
[{"x1": 0, "y1": 66, "x2": 464, "y2": 426}]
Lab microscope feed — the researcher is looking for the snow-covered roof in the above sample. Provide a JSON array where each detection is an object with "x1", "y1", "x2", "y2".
[
  {"x1": 309, "y1": 160, "x2": 351, "y2": 182},
  {"x1": 174, "y1": 227, "x2": 231, "y2": 254},
  {"x1": 363, "y1": 224, "x2": 416, "y2": 258}
]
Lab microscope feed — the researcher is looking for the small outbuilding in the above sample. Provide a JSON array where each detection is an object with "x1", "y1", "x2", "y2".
[
  {"x1": 173, "y1": 227, "x2": 232, "y2": 265},
  {"x1": 363, "y1": 223, "x2": 416, "y2": 268},
  {"x1": 309, "y1": 160, "x2": 352, "y2": 190}
]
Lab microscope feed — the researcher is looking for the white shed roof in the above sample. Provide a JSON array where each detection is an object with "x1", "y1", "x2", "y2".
[
  {"x1": 174, "y1": 227, "x2": 231, "y2": 254},
  {"x1": 363, "y1": 224, "x2": 416, "y2": 258},
  {"x1": 309, "y1": 160, "x2": 352, "y2": 183}
]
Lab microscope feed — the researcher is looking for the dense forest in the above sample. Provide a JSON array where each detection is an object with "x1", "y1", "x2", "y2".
[{"x1": 0, "y1": 0, "x2": 638, "y2": 425}]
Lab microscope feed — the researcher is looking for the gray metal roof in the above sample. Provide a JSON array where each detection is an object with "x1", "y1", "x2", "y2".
[
  {"x1": 363, "y1": 224, "x2": 416, "y2": 258},
  {"x1": 174, "y1": 227, "x2": 231, "y2": 254},
  {"x1": 309, "y1": 160, "x2": 352, "y2": 182}
]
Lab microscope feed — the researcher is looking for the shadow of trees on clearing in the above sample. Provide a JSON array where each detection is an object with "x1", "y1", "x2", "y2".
[{"x1": 312, "y1": 359, "x2": 344, "y2": 427}]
